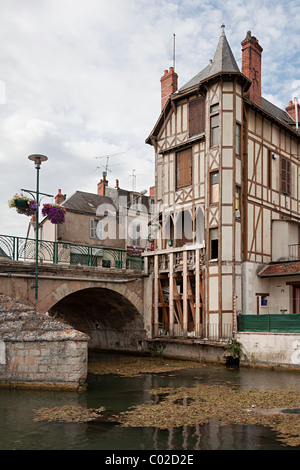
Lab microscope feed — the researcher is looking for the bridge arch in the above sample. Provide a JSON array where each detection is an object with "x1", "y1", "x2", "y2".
[{"x1": 48, "y1": 286, "x2": 146, "y2": 352}]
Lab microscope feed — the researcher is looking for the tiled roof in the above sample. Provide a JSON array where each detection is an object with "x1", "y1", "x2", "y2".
[{"x1": 259, "y1": 262, "x2": 300, "y2": 277}]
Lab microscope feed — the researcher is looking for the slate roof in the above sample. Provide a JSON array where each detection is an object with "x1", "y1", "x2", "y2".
[
  {"x1": 62, "y1": 191, "x2": 116, "y2": 215},
  {"x1": 146, "y1": 26, "x2": 299, "y2": 144},
  {"x1": 180, "y1": 25, "x2": 241, "y2": 92}
]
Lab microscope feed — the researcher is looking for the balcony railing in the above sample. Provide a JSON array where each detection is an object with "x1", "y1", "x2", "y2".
[
  {"x1": 238, "y1": 314, "x2": 300, "y2": 333},
  {"x1": 288, "y1": 244, "x2": 300, "y2": 260},
  {"x1": 0, "y1": 234, "x2": 144, "y2": 271}
]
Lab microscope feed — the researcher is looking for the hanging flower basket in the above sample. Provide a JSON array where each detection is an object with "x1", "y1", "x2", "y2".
[
  {"x1": 8, "y1": 194, "x2": 38, "y2": 217},
  {"x1": 42, "y1": 203, "x2": 66, "y2": 224}
]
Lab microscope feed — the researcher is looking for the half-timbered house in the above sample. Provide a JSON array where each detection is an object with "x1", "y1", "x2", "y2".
[{"x1": 144, "y1": 26, "x2": 300, "y2": 342}]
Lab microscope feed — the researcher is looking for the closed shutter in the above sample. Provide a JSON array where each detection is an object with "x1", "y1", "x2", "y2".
[
  {"x1": 96, "y1": 220, "x2": 104, "y2": 240},
  {"x1": 89, "y1": 219, "x2": 96, "y2": 238},
  {"x1": 176, "y1": 148, "x2": 192, "y2": 188},
  {"x1": 189, "y1": 96, "x2": 205, "y2": 137}
]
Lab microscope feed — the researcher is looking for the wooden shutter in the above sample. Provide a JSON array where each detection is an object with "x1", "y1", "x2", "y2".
[
  {"x1": 176, "y1": 148, "x2": 192, "y2": 188},
  {"x1": 89, "y1": 219, "x2": 95, "y2": 238},
  {"x1": 189, "y1": 96, "x2": 205, "y2": 137}
]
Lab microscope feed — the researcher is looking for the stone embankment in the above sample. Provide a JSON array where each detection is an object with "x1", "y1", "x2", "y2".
[{"x1": 0, "y1": 294, "x2": 89, "y2": 390}]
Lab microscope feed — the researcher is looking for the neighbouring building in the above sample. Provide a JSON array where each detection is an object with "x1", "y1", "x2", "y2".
[
  {"x1": 27, "y1": 174, "x2": 154, "y2": 269},
  {"x1": 144, "y1": 25, "x2": 300, "y2": 345}
]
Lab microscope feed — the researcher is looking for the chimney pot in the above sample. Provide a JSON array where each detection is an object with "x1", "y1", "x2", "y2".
[
  {"x1": 97, "y1": 172, "x2": 108, "y2": 195},
  {"x1": 55, "y1": 188, "x2": 66, "y2": 205},
  {"x1": 285, "y1": 99, "x2": 300, "y2": 122},
  {"x1": 241, "y1": 31, "x2": 263, "y2": 106},
  {"x1": 160, "y1": 66, "x2": 178, "y2": 110}
]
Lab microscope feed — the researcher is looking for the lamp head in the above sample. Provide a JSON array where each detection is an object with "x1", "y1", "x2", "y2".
[{"x1": 28, "y1": 154, "x2": 48, "y2": 169}]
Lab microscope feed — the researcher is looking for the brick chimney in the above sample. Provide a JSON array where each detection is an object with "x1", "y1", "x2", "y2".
[
  {"x1": 55, "y1": 189, "x2": 66, "y2": 205},
  {"x1": 241, "y1": 31, "x2": 263, "y2": 106},
  {"x1": 286, "y1": 99, "x2": 300, "y2": 126},
  {"x1": 97, "y1": 172, "x2": 108, "y2": 196},
  {"x1": 160, "y1": 66, "x2": 178, "y2": 110}
]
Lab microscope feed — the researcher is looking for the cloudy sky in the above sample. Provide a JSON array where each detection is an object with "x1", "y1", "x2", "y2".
[{"x1": 0, "y1": 0, "x2": 299, "y2": 237}]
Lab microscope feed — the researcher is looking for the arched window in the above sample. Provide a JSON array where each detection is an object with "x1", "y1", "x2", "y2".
[
  {"x1": 175, "y1": 210, "x2": 193, "y2": 247},
  {"x1": 195, "y1": 207, "x2": 204, "y2": 244},
  {"x1": 163, "y1": 214, "x2": 174, "y2": 248}
]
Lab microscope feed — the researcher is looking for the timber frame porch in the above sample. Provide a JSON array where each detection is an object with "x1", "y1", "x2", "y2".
[{"x1": 144, "y1": 246, "x2": 226, "y2": 340}]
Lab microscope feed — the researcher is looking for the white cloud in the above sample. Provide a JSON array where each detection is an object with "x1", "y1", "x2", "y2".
[{"x1": 0, "y1": 0, "x2": 299, "y2": 237}]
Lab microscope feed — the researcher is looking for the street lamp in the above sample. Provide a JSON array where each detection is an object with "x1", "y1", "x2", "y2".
[{"x1": 26, "y1": 154, "x2": 48, "y2": 300}]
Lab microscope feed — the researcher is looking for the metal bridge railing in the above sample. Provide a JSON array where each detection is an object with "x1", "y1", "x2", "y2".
[{"x1": 0, "y1": 234, "x2": 144, "y2": 271}]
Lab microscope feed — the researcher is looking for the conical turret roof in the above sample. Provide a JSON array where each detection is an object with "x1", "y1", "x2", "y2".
[{"x1": 180, "y1": 25, "x2": 240, "y2": 92}]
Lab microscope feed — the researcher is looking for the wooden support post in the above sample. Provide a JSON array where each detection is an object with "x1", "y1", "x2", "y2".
[
  {"x1": 183, "y1": 250, "x2": 188, "y2": 336},
  {"x1": 169, "y1": 252, "x2": 174, "y2": 336},
  {"x1": 195, "y1": 249, "x2": 201, "y2": 336},
  {"x1": 154, "y1": 254, "x2": 159, "y2": 336}
]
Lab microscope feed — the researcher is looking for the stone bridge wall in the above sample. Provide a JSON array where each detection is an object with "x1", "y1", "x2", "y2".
[
  {"x1": 0, "y1": 260, "x2": 153, "y2": 353},
  {"x1": 0, "y1": 295, "x2": 89, "y2": 389}
]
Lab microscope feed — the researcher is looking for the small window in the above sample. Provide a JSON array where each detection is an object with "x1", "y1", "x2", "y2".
[
  {"x1": 236, "y1": 123, "x2": 241, "y2": 156},
  {"x1": 267, "y1": 149, "x2": 272, "y2": 189},
  {"x1": 210, "y1": 103, "x2": 219, "y2": 113},
  {"x1": 210, "y1": 228, "x2": 219, "y2": 260},
  {"x1": 210, "y1": 104, "x2": 219, "y2": 147},
  {"x1": 235, "y1": 186, "x2": 241, "y2": 218},
  {"x1": 281, "y1": 157, "x2": 291, "y2": 195},
  {"x1": 210, "y1": 171, "x2": 219, "y2": 204}
]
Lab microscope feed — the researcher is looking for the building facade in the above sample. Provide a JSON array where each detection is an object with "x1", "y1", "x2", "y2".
[
  {"x1": 145, "y1": 26, "x2": 300, "y2": 341},
  {"x1": 27, "y1": 174, "x2": 154, "y2": 269}
]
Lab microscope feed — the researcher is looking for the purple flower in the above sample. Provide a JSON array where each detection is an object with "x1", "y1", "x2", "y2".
[{"x1": 42, "y1": 203, "x2": 66, "y2": 224}]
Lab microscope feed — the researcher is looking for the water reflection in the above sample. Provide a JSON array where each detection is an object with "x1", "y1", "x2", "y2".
[{"x1": 0, "y1": 354, "x2": 300, "y2": 450}]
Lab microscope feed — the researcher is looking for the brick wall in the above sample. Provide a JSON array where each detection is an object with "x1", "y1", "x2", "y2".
[{"x1": 0, "y1": 338, "x2": 88, "y2": 389}]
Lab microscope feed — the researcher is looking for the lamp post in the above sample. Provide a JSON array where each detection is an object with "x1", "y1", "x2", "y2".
[{"x1": 23, "y1": 154, "x2": 49, "y2": 300}]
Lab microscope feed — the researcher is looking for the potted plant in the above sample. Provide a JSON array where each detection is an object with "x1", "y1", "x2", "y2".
[
  {"x1": 225, "y1": 339, "x2": 243, "y2": 367},
  {"x1": 41, "y1": 203, "x2": 66, "y2": 224},
  {"x1": 8, "y1": 193, "x2": 38, "y2": 216}
]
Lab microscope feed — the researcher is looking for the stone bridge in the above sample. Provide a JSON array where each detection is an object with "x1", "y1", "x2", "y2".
[{"x1": 0, "y1": 259, "x2": 153, "y2": 352}]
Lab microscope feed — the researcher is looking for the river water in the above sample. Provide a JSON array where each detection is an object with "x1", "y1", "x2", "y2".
[{"x1": 1, "y1": 353, "x2": 300, "y2": 451}]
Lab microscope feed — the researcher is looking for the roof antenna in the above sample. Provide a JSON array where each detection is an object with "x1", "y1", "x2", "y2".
[
  {"x1": 173, "y1": 33, "x2": 176, "y2": 70},
  {"x1": 294, "y1": 97, "x2": 299, "y2": 130}
]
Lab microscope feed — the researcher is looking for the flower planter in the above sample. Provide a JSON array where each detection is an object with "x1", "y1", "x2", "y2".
[
  {"x1": 42, "y1": 203, "x2": 66, "y2": 224},
  {"x1": 8, "y1": 194, "x2": 38, "y2": 217},
  {"x1": 14, "y1": 199, "x2": 29, "y2": 210}
]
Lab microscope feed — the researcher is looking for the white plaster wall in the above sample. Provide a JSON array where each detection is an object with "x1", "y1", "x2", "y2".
[{"x1": 237, "y1": 332, "x2": 300, "y2": 367}]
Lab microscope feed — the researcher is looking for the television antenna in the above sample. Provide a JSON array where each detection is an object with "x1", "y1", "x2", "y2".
[
  {"x1": 95, "y1": 152, "x2": 125, "y2": 174},
  {"x1": 129, "y1": 169, "x2": 144, "y2": 191}
]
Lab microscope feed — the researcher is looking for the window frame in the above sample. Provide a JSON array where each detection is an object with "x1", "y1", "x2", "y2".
[
  {"x1": 210, "y1": 103, "x2": 219, "y2": 148},
  {"x1": 235, "y1": 185, "x2": 241, "y2": 219},
  {"x1": 236, "y1": 122, "x2": 241, "y2": 157},
  {"x1": 280, "y1": 157, "x2": 291, "y2": 196},
  {"x1": 209, "y1": 227, "x2": 219, "y2": 260},
  {"x1": 210, "y1": 170, "x2": 219, "y2": 205}
]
